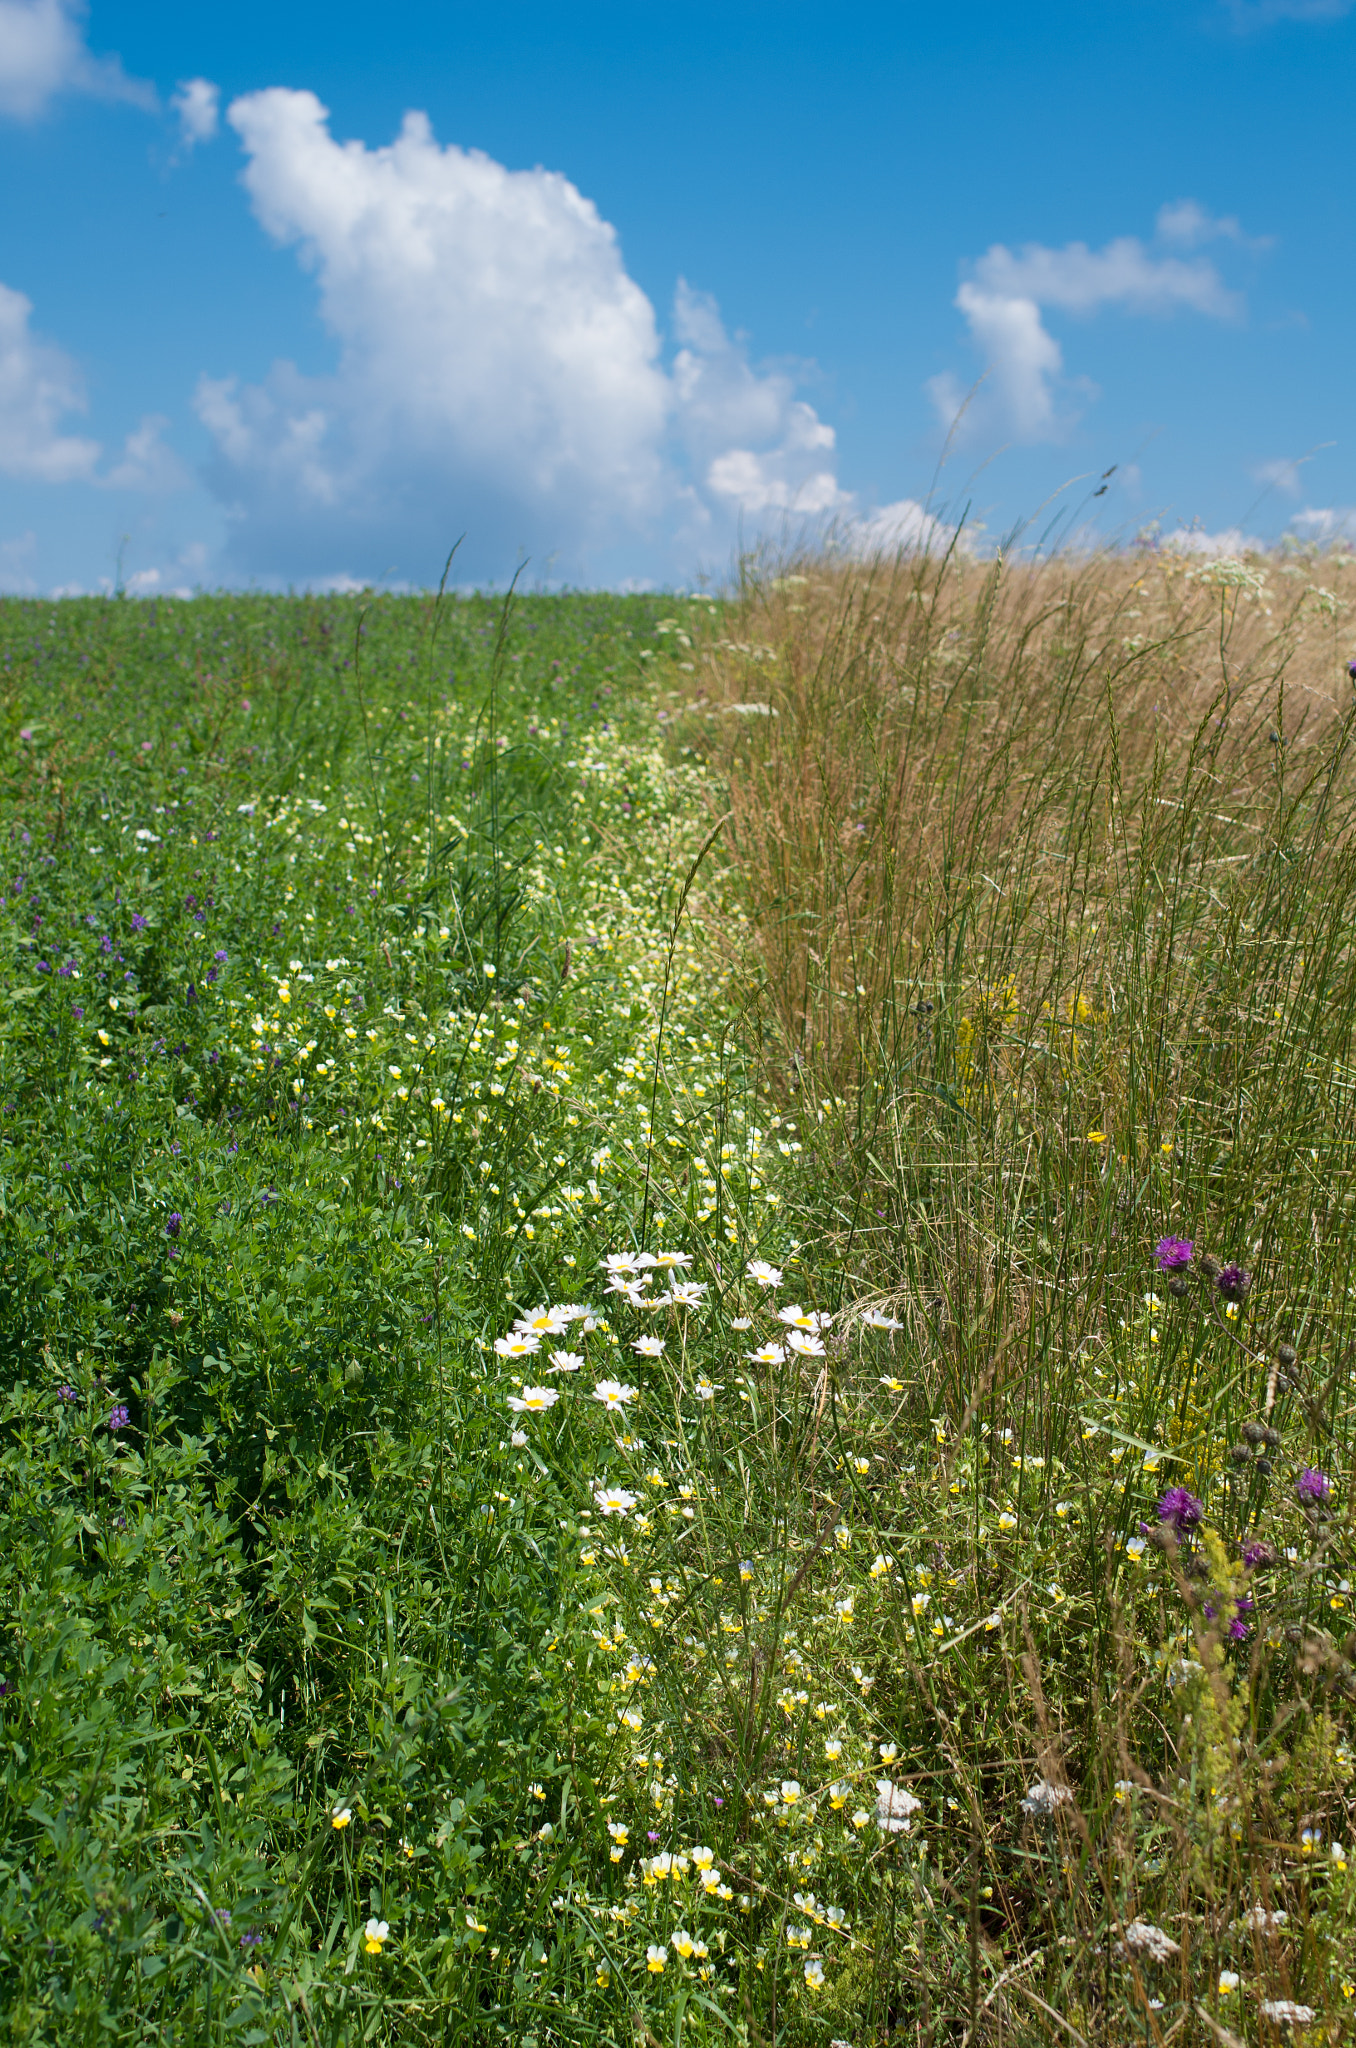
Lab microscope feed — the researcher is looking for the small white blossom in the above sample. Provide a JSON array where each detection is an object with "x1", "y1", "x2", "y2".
[
  {"x1": 876, "y1": 1779, "x2": 921, "y2": 1833},
  {"x1": 506, "y1": 1386, "x2": 559, "y2": 1414}
]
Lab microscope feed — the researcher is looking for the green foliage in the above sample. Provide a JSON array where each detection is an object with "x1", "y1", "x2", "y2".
[{"x1": 2, "y1": 562, "x2": 1356, "y2": 2048}]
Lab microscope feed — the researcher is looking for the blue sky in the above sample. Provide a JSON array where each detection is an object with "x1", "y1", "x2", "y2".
[{"x1": 0, "y1": 0, "x2": 1352, "y2": 592}]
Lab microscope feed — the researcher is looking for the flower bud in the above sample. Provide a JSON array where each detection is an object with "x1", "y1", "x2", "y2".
[{"x1": 1276, "y1": 1343, "x2": 1297, "y2": 1370}]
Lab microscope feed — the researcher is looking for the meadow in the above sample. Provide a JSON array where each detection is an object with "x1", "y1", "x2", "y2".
[{"x1": 1, "y1": 542, "x2": 1355, "y2": 2047}]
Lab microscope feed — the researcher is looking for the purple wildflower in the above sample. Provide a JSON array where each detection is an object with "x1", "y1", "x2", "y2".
[
  {"x1": 1228, "y1": 1615, "x2": 1250, "y2": 1641},
  {"x1": 1242, "y1": 1541, "x2": 1272, "y2": 1569},
  {"x1": 1348, "y1": 659, "x2": 1356, "y2": 683},
  {"x1": 108, "y1": 1404, "x2": 130, "y2": 1431},
  {"x1": 130, "y1": 912, "x2": 147, "y2": 932},
  {"x1": 1297, "y1": 1467, "x2": 1331, "y2": 1502},
  {"x1": 165, "y1": 1212, "x2": 182, "y2": 1238},
  {"x1": 240, "y1": 1931, "x2": 264, "y2": 1949},
  {"x1": 213, "y1": 949, "x2": 227, "y2": 963},
  {"x1": 1154, "y1": 1236, "x2": 1194, "y2": 1272},
  {"x1": 56, "y1": 1384, "x2": 78, "y2": 1403},
  {"x1": 1216, "y1": 1263, "x2": 1251, "y2": 1300},
  {"x1": 1157, "y1": 1486, "x2": 1204, "y2": 1532}
]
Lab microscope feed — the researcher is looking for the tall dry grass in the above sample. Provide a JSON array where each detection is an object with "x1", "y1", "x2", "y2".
[
  {"x1": 665, "y1": 544, "x2": 1356, "y2": 2037},
  {"x1": 688, "y1": 545, "x2": 1356, "y2": 1377}
]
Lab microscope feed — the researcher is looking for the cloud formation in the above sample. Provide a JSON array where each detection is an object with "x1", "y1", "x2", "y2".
[
  {"x1": 0, "y1": 0, "x2": 153, "y2": 120},
  {"x1": 930, "y1": 205, "x2": 1249, "y2": 445},
  {"x1": 171, "y1": 76, "x2": 218, "y2": 152},
  {"x1": 1290, "y1": 506, "x2": 1356, "y2": 542},
  {"x1": 0, "y1": 280, "x2": 100, "y2": 480},
  {"x1": 196, "y1": 90, "x2": 844, "y2": 582}
]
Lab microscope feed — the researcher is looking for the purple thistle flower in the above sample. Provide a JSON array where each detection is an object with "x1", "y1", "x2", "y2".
[
  {"x1": 1242, "y1": 1541, "x2": 1272, "y2": 1569},
  {"x1": 1157, "y1": 1485, "x2": 1204, "y2": 1532},
  {"x1": 56, "y1": 1384, "x2": 78, "y2": 1403},
  {"x1": 1297, "y1": 1467, "x2": 1331, "y2": 1502},
  {"x1": 107, "y1": 1403, "x2": 130, "y2": 1431},
  {"x1": 165, "y1": 1212, "x2": 182, "y2": 1238},
  {"x1": 1155, "y1": 1236, "x2": 1194, "y2": 1272},
  {"x1": 1228, "y1": 1615, "x2": 1250, "y2": 1641},
  {"x1": 1348, "y1": 658, "x2": 1356, "y2": 683},
  {"x1": 1216, "y1": 1263, "x2": 1251, "y2": 1300}
]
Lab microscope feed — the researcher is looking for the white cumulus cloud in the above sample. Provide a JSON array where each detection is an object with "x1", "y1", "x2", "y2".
[
  {"x1": 930, "y1": 206, "x2": 1249, "y2": 446},
  {"x1": 0, "y1": 280, "x2": 100, "y2": 480},
  {"x1": 1157, "y1": 525, "x2": 1266, "y2": 556},
  {"x1": 171, "y1": 76, "x2": 218, "y2": 151},
  {"x1": 0, "y1": 0, "x2": 153, "y2": 119},
  {"x1": 101, "y1": 413, "x2": 190, "y2": 491},
  {"x1": 1290, "y1": 506, "x2": 1356, "y2": 543},
  {"x1": 196, "y1": 90, "x2": 845, "y2": 582},
  {"x1": 840, "y1": 498, "x2": 960, "y2": 560}
]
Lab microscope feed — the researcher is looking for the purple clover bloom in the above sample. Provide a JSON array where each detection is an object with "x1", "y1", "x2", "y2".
[
  {"x1": 1216, "y1": 1263, "x2": 1251, "y2": 1300},
  {"x1": 1297, "y1": 1467, "x2": 1331, "y2": 1502},
  {"x1": 1154, "y1": 1236, "x2": 1194, "y2": 1272},
  {"x1": 165, "y1": 1212, "x2": 182, "y2": 1238},
  {"x1": 1157, "y1": 1485, "x2": 1204, "y2": 1532},
  {"x1": 108, "y1": 1404, "x2": 130, "y2": 1432}
]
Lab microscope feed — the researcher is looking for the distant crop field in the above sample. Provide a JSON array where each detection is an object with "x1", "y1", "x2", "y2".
[{"x1": 2, "y1": 552, "x2": 1355, "y2": 2045}]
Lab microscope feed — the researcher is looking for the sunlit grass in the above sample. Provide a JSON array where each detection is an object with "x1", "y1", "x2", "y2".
[{"x1": 2, "y1": 554, "x2": 1356, "y2": 2044}]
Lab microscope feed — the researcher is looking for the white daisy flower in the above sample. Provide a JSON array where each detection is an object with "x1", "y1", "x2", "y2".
[
  {"x1": 746, "y1": 1259, "x2": 783, "y2": 1287},
  {"x1": 594, "y1": 1486, "x2": 638, "y2": 1516},
  {"x1": 632, "y1": 1335, "x2": 665, "y2": 1357},
  {"x1": 514, "y1": 1305, "x2": 571, "y2": 1337},
  {"x1": 506, "y1": 1386, "x2": 559, "y2": 1414},
  {"x1": 592, "y1": 1380, "x2": 639, "y2": 1411},
  {"x1": 494, "y1": 1333, "x2": 541, "y2": 1358},
  {"x1": 545, "y1": 1350, "x2": 584, "y2": 1374}
]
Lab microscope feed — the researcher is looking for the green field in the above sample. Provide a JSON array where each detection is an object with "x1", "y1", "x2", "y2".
[{"x1": 2, "y1": 557, "x2": 1355, "y2": 2045}]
